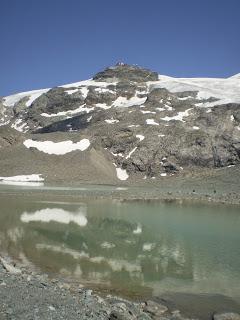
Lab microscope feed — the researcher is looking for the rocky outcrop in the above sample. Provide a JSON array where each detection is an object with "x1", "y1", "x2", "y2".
[{"x1": 0, "y1": 64, "x2": 240, "y2": 182}]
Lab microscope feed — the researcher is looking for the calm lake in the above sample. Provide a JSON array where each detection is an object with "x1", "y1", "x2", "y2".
[{"x1": 0, "y1": 184, "x2": 240, "y2": 301}]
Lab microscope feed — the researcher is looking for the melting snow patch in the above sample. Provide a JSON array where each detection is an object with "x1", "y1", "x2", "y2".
[
  {"x1": 23, "y1": 139, "x2": 90, "y2": 155},
  {"x1": 11, "y1": 119, "x2": 28, "y2": 132},
  {"x1": 116, "y1": 168, "x2": 129, "y2": 180},
  {"x1": 146, "y1": 119, "x2": 159, "y2": 126},
  {"x1": 136, "y1": 134, "x2": 145, "y2": 141}
]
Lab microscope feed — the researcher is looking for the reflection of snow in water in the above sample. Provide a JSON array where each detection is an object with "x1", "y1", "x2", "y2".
[
  {"x1": 20, "y1": 207, "x2": 87, "y2": 226},
  {"x1": 0, "y1": 181, "x2": 44, "y2": 187},
  {"x1": 133, "y1": 224, "x2": 142, "y2": 234},
  {"x1": 36, "y1": 243, "x2": 142, "y2": 274},
  {"x1": 36, "y1": 243, "x2": 89, "y2": 259},
  {"x1": 100, "y1": 242, "x2": 116, "y2": 249},
  {"x1": 142, "y1": 243, "x2": 156, "y2": 251}
]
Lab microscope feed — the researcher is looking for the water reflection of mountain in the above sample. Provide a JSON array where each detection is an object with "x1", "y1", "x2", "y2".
[
  {"x1": 18, "y1": 206, "x2": 192, "y2": 287},
  {"x1": 0, "y1": 199, "x2": 240, "y2": 297}
]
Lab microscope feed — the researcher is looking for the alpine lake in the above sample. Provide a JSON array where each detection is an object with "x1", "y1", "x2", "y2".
[{"x1": 0, "y1": 183, "x2": 239, "y2": 305}]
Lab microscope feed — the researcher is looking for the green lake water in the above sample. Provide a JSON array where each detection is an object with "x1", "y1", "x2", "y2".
[{"x1": 0, "y1": 185, "x2": 240, "y2": 301}]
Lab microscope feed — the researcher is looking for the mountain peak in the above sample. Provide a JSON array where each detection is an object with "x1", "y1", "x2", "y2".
[{"x1": 93, "y1": 64, "x2": 159, "y2": 82}]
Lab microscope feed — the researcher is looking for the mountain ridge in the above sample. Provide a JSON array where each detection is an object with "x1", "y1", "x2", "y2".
[{"x1": 0, "y1": 64, "x2": 240, "y2": 184}]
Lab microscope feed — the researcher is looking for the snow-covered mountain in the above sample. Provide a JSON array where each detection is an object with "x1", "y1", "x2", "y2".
[{"x1": 0, "y1": 64, "x2": 239, "y2": 184}]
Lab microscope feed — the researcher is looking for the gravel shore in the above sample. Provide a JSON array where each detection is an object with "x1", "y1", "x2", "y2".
[{"x1": 1, "y1": 256, "x2": 240, "y2": 320}]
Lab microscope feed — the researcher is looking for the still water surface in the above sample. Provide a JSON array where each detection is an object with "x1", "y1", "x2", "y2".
[{"x1": 0, "y1": 186, "x2": 239, "y2": 300}]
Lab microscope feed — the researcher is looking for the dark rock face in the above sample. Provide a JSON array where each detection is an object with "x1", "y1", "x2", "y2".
[
  {"x1": 93, "y1": 64, "x2": 159, "y2": 82},
  {"x1": 1, "y1": 64, "x2": 240, "y2": 181}
]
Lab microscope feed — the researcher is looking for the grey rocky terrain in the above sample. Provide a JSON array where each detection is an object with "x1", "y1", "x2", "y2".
[
  {"x1": 0, "y1": 64, "x2": 240, "y2": 185},
  {"x1": 1, "y1": 255, "x2": 240, "y2": 320}
]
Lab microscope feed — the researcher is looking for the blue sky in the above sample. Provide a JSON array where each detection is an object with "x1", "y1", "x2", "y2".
[{"x1": 1, "y1": 0, "x2": 240, "y2": 96}]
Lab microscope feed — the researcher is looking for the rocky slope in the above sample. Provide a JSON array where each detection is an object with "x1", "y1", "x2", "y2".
[{"x1": 0, "y1": 64, "x2": 240, "y2": 184}]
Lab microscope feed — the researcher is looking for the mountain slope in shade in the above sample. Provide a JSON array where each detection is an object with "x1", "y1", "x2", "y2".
[{"x1": 0, "y1": 64, "x2": 239, "y2": 183}]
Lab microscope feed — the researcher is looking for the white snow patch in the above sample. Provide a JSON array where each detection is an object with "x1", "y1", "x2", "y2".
[
  {"x1": 105, "y1": 119, "x2": 119, "y2": 124},
  {"x1": 41, "y1": 104, "x2": 94, "y2": 117},
  {"x1": 110, "y1": 151, "x2": 124, "y2": 157},
  {"x1": 116, "y1": 168, "x2": 129, "y2": 180},
  {"x1": 65, "y1": 89, "x2": 79, "y2": 95},
  {"x1": 193, "y1": 126, "x2": 199, "y2": 130},
  {"x1": 161, "y1": 108, "x2": 192, "y2": 122},
  {"x1": 112, "y1": 96, "x2": 147, "y2": 108},
  {"x1": 230, "y1": 115, "x2": 234, "y2": 121},
  {"x1": 158, "y1": 134, "x2": 165, "y2": 137},
  {"x1": 160, "y1": 173, "x2": 167, "y2": 177},
  {"x1": 149, "y1": 74, "x2": 240, "y2": 107},
  {"x1": 95, "y1": 87, "x2": 115, "y2": 94},
  {"x1": 164, "y1": 104, "x2": 174, "y2": 111},
  {"x1": 141, "y1": 110, "x2": 156, "y2": 114},
  {"x1": 60, "y1": 79, "x2": 117, "y2": 89},
  {"x1": 11, "y1": 119, "x2": 28, "y2": 132},
  {"x1": 3, "y1": 88, "x2": 49, "y2": 107},
  {"x1": 126, "y1": 147, "x2": 137, "y2": 159},
  {"x1": 128, "y1": 125, "x2": 140, "y2": 128},
  {"x1": 136, "y1": 134, "x2": 145, "y2": 141},
  {"x1": 87, "y1": 115, "x2": 92, "y2": 122},
  {"x1": 146, "y1": 119, "x2": 159, "y2": 126},
  {"x1": 95, "y1": 103, "x2": 111, "y2": 110},
  {"x1": 23, "y1": 139, "x2": 90, "y2": 155},
  {"x1": 0, "y1": 174, "x2": 44, "y2": 182},
  {"x1": 21, "y1": 207, "x2": 87, "y2": 227}
]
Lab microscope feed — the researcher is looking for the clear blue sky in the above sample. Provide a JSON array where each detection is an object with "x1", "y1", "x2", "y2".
[{"x1": 1, "y1": 0, "x2": 240, "y2": 96}]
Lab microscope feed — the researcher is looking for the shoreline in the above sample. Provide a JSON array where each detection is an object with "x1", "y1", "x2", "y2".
[
  {"x1": 1, "y1": 254, "x2": 240, "y2": 320},
  {"x1": 0, "y1": 183, "x2": 240, "y2": 206}
]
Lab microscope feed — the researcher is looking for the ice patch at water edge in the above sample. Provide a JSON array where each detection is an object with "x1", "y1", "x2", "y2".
[{"x1": 0, "y1": 174, "x2": 44, "y2": 182}]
